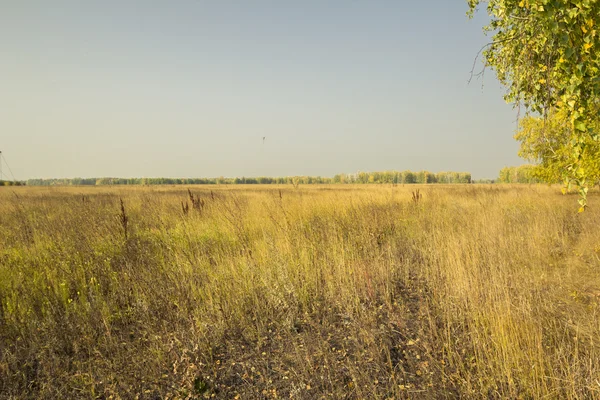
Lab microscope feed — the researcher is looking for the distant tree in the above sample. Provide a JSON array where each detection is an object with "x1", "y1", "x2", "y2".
[
  {"x1": 458, "y1": 173, "x2": 472, "y2": 184},
  {"x1": 424, "y1": 171, "x2": 437, "y2": 183},
  {"x1": 402, "y1": 171, "x2": 416, "y2": 184},
  {"x1": 355, "y1": 172, "x2": 367, "y2": 184},
  {"x1": 498, "y1": 167, "x2": 512, "y2": 184},
  {"x1": 497, "y1": 165, "x2": 540, "y2": 183}
]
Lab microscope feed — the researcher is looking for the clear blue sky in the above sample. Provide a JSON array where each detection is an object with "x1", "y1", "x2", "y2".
[{"x1": 0, "y1": 1, "x2": 523, "y2": 180}]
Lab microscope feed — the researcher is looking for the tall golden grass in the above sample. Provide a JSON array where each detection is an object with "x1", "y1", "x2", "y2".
[{"x1": 0, "y1": 184, "x2": 598, "y2": 399}]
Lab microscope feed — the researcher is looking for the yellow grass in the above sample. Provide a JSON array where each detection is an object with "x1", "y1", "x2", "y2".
[{"x1": 0, "y1": 184, "x2": 599, "y2": 399}]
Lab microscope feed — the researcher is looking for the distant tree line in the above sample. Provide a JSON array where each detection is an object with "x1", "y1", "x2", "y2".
[
  {"x1": 334, "y1": 171, "x2": 471, "y2": 184},
  {"x1": 25, "y1": 177, "x2": 328, "y2": 186},
  {"x1": 0, "y1": 180, "x2": 25, "y2": 186},
  {"x1": 24, "y1": 170, "x2": 472, "y2": 186},
  {"x1": 496, "y1": 165, "x2": 542, "y2": 184}
]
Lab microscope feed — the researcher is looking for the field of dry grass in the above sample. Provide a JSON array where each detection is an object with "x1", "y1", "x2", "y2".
[{"x1": 1, "y1": 184, "x2": 599, "y2": 399}]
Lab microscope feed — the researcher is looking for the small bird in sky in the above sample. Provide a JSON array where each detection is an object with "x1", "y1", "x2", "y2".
[{"x1": 262, "y1": 136, "x2": 266, "y2": 144}]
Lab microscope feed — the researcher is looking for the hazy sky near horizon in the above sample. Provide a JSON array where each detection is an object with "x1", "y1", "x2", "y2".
[{"x1": 1, "y1": 1, "x2": 523, "y2": 180}]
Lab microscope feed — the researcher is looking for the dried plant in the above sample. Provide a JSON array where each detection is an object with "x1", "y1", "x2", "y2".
[
  {"x1": 188, "y1": 189, "x2": 205, "y2": 212},
  {"x1": 119, "y1": 198, "x2": 129, "y2": 240},
  {"x1": 412, "y1": 189, "x2": 422, "y2": 205}
]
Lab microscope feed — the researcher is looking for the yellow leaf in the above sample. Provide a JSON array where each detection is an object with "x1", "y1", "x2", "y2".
[
  {"x1": 582, "y1": 25, "x2": 588, "y2": 34},
  {"x1": 584, "y1": 42, "x2": 593, "y2": 51},
  {"x1": 518, "y1": 0, "x2": 525, "y2": 7},
  {"x1": 578, "y1": 207, "x2": 585, "y2": 213}
]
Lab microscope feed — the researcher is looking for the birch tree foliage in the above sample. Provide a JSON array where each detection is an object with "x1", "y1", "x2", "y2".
[
  {"x1": 515, "y1": 109, "x2": 600, "y2": 185},
  {"x1": 468, "y1": 0, "x2": 600, "y2": 211}
]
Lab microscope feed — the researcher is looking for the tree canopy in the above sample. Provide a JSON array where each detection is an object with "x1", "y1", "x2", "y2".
[
  {"x1": 497, "y1": 164, "x2": 541, "y2": 183},
  {"x1": 468, "y1": 0, "x2": 600, "y2": 210},
  {"x1": 515, "y1": 109, "x2": 600, "y2": 185}
]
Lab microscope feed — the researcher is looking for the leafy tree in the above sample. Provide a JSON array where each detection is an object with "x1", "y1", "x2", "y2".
[
  {"x1": 437, "y1": 172, "x2": 449, "y2": 184},
  {"x1": 497, "y1": 165, "x2": 540, "y2": 183},
  {"x1": 425, "y1": 171, "x2": 438, "y2": 183},
  {"x1": 357, "y1": 172, "x2": 369, "y2": 184},
  {"x1": 498, "y1": 167, "x2": 511, "y2": 184},
  {"x1": 460, "y1": 173, "x2": 472, "y2": 183},
  {"x1": 468, "y1": 0, "x2": 600, "y2": 210},
  {"x1": 515, "y1": 109, "x2": 600, "y2": 185},
  {"x1": 402, "y1": 171, "x2": 416, "y2": 184}
]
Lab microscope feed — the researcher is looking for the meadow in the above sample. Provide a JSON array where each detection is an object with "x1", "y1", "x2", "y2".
[{"x1": 0, "y1": 184, "x2": 599, "y2": 399}]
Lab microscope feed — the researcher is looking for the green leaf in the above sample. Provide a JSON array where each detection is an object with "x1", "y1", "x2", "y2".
[
  {"x1": 575, "y1": 121, "x2": 587, "y2": 131},
  {"x1": 565, "y1": 47, "x2": 575, "y2": 59}
]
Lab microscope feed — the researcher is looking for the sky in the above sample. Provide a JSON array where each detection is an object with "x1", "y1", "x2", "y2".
[{"x1": 0, "y1": 1, "x2": 525, "y2": 180}]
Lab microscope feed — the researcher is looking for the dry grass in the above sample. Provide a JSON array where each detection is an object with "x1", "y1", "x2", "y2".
[{"x1": 0, "y1": 184, "x2": 599, "y2": 399}]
